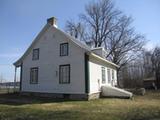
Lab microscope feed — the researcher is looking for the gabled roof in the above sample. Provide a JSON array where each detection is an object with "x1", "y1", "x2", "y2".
[
  {"x1": 55, "y1": 26, "x2": 91, "y2": 51},
  {"x1": 14, "y1": 24, "x2": 50, "y2": 66},
  {"x1": 13, "y1": 24, "x2": 91, "y2": 66},
  {"x1": 14, "y1": 23, "x2": 119, "y2": 68}
]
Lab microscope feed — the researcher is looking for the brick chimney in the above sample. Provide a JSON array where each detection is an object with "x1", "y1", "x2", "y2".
[{"x1": 47, "y1": 17, "x2": 57, "y2": 28}]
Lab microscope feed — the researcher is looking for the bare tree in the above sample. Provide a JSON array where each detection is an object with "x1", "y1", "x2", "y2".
[
  {"x1": 151, "y1": 46, "x2": 160, "y2": 88},
  {"x1": 65, "y1": 20, "x2": 88, "y2": 42},
  {"x1": 142, "y1": 50, "x2": 154, "y2": 78},
  {"x1": 65, "y1": 0, "x2": 121, "y2": 47},
  {"x1": 65, "y1": 0, "x2": 145, "y2": 67},
  {"x1": 65, "y1": 0, "x2": 146, "y2": 87},
  {"x1": 105, "y1": 15, "x2": 145, "y2": 68},
  {"x1": 80, "y1": 0, "x2": 121, "y2": 47},
  {"x1": 120, "y1": 55, "x2": 144, "y2": 88}
]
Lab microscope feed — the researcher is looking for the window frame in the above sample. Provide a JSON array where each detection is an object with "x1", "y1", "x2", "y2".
[
  {"x1": 60, "y1": 43, "x2": 69, "y2": 56},
  {"x1": 107, "y1": 68, "x2": 111, "y2": 83},
  {"x1": 30, "y1": 67, "x2": 38, "y2": 84},
  {"x1": 101, "y1": 67, "x2": 106, "y2": 84},
  {"x1": 59, "y1": 64, "x2": 70, "y2": 84},
  {"x1": 112, "y1": 69, "x2": 114, "y2": 80},
  {"x1": 32, "y1": 48, "x2": 39, "y2": 60}
]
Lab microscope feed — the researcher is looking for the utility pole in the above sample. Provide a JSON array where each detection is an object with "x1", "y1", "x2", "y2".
[
  {"x1": 0, "y1": 73, "x2": 3, "y2": 90},
  {"x1": 14, "y1": 67, "x2": 17, "y2": 92}
]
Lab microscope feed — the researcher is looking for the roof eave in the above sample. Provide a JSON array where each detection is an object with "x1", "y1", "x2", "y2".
[
  {"x1": 89, "y1": 53, "x2": 120, "y2": 68},
  {"x1": 13, "y1": 24, "x2": 50, "y2": 67}
]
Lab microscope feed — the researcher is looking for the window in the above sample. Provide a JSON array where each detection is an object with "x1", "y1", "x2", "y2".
[
  {"x1": 107, "y1": 69, "x2": 111, "y2": 83},
  {"x1": 59, "y1": 64, "x2": 70, "y2": 84},
  {"x1": 30, "y1": 67, "x2": 38, "y2": 84},
  {"x1": 101, "y1": 67, "x2": 106, "y2": 84},
  {"x1": 60, "y1": 43, "x2": 68, "y2": 56},
  {"x1": 32, "y1": 48, "x2": 39, "y2": 60},
  {"x1": 112, "y1": 70, "x2": 114, "y2": 80}
]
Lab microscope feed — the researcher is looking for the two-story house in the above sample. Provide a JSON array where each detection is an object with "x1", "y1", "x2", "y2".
[{"x1": 14, "y1": 17, "x2": 132, "y2": 100}]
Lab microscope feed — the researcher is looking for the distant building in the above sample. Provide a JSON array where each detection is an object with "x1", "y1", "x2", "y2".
[{"x1": 143, "y1": 77, "x2": 157, "y2": 89}]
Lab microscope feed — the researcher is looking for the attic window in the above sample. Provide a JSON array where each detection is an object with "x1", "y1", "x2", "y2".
[
  {"x1": 32, "y1": 48, "x2": 39, "y2": 60},
  {"x1": 60, "y1": 43, "x2": 68, "y2": 56}
]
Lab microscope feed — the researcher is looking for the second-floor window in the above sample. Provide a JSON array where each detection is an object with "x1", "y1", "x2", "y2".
[
  {"x1": 60, "y1": 43, "x2": 68, "y2": 56},
  {"x1": 32, "y1": 48, "x2": 39, "y2": 60}
]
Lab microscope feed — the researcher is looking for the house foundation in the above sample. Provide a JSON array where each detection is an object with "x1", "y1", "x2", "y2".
[{"x1": 20, "y1": 91, "x2": 101, "y2": 100}]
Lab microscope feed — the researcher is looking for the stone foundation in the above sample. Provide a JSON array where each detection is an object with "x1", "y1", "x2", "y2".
[
  {"x1": 20, "y1": 92, "x2": 101, "y2": 100},
  {"x1": 88, "y1": 92, "x2": 101, "y2": 100}
]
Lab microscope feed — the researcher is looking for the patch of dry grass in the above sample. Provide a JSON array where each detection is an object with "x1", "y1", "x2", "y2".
[{"x1": 0, "y1": 90, "x2": 160, "y2": 120}]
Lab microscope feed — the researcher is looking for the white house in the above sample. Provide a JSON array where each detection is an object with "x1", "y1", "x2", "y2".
[{"x1": 14, "y1": 17, "x2": 132, "y2": 100}]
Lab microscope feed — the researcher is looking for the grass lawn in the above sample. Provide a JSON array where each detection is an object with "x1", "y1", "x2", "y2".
[
  {"x1": 0, "y1": 90, "x2": 160, "y2": 120},
  {"x1": 0, "y1": 88, "x2": 19, "y2": 94}
]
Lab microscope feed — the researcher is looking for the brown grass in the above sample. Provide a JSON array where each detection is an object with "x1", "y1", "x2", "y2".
[{"x1": 0, "y1": 90, "x2": 160, "y2": 120}]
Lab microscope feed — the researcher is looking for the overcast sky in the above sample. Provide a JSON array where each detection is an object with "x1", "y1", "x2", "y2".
[{"x1": 0, "y1": 0, "x2": 160, "y2": 81}]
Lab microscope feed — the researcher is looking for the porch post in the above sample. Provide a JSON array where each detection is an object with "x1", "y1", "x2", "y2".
[{"x1": 14, "y1": 66, "x2": 17, "y2": 92}]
